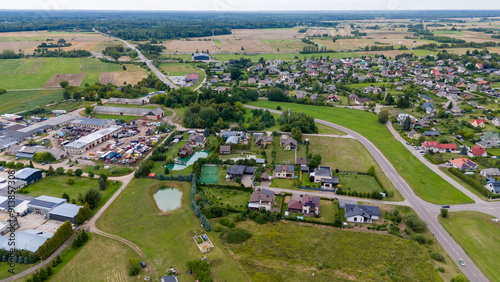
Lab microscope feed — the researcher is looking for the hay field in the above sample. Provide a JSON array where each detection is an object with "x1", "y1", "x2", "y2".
[{"x1": 99, "y1": 72, "x2": 116, "y2": 85}]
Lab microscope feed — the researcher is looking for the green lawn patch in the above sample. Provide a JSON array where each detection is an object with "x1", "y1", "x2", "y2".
[
  {"x1": 439, "y1": 211, "x2": 500, "y2": 282},
  {"x1": 204, "y1": 187, "x2": 251, "y2": 210},
  {"x1": 270, "y1": 178, "x2": 297, "y2": 189},
  {"x1": 247, "y1": 100, "x2": 473, "y2": 204},
  {"x1": 338, "y1": 173, "x2": 383, "y2": 194}
]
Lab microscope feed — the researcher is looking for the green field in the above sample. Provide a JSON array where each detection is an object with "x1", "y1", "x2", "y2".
[
  {"x1": 228, "y1": 220, "x2": 441, "y2": 281},
  {"x1": 339, "y1": 173, "x2": 384, "y2": 194},
  {"x1": 205, "y1": 187, "x2": 251, "y2": 209},
  {"x1": 0, "y1": 58, "x2": 123, "y2": 89},
  {"x1": 22, "y1": 175, "x2": 121, "y2": 213},
  {"x1": 96, "y1": 179, "x2": 247, "y2": 281},
  {"x1": 0, "y1": 32, "x2": 96, "y2": 42},
  {"x1": 0, "y1": 89, "x2": 63, "y2": 114},
  {"x1": 439, "y1": 211, "x2": 500, "y2": 281},
  {"x1": 213, "y1": 51, "x2": 369, "y2": 62},
  {"x1": 247, "y1": 100, "x2": 473, "y2": 204}
]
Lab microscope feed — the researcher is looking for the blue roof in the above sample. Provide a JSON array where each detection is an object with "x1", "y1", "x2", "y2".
[
  {"x1": 0, "y1": 199, "x2": 24, "y2": 209},
  {"x1": 28, "y1": 196, "x2": 65, "y2": 210},
  {"x1": 49, "y1": 203, "x2": 82, "y2": 218},
  {"x1": 14, "y1": 168, "x2": 41, "y2": 180},
  {"x1": 0, "y1": 230, "x2": 53, "y2": 252}
]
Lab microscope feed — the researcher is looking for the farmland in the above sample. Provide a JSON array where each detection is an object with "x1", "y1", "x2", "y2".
[
  {"x1": 439, "y1": 211, "x2": 500, "y2": 282},
  {"x1": 96, "y1": 179, "x2": 247, "y2": 281},
  {"x1": 0, "y1": 58, "x2": 147, "y2": 90},
  {"x1": 0, "y1": 89, "x2": 63, "y2": 115},
  {"x1": 247, "y1": 100, "x2": 473, "y2": 204}
]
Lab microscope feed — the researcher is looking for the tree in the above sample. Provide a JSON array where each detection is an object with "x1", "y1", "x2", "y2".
[
  {"x1": 235, "y1": 177, "x2": 241, "y2": 184},
  {"x1": 378, "y1": 110, "x2": 389, "y2": 124},
  {"x1": 74, "y1": 169, "x2": 83, "y2": 177},
  {"x1": 38, "y1": 268, "x2": 47, "y2": 281},
  {"x1": 440, "y1": 208, "x2": 448, "y2": 218},
  {"x1": 85, "y1": 189, "x2": 101, "y2": 209},
  {"x1": 84, "y1": 106, "x2": 94, "y2": 116},
  {"x1": 66, "y1": 169, "x2": 74, "y2": 176},
  {"x1": 67, "y1": 178, "x2": 74, "y2": 185},
  {"x1": 98, "y1": 177, "x2": 107, "y2": 190},
  {"x1": 45, "y1": 265, "x2": 52, "y2": 276},
  {"x1": 128, "y1": 257, "x2": 141, "y2": 276},
  {"x1": 59, "y1": 81, "x2": 69, "y2": 88},
  {"x1": 75, "y1": 203, "x2": 91, "y2": 224},
  {"x1": 29, "y1": 160, "x2": 34, "y2": 168},
  {"x1": 230, "y1": 68, "x2": 242, "y2": 80},
  {"x1": 88, "y1": 171, "x2": 94, "y2": 179},
  {"x1": 291, "y1": 127, "x2": 303, "y2": 142},
  {"x1": 47, "y1": 165, "x2": 55, "y2": 176},
  {"x1": 55, "y1": 167, "x2": 64, "y2": 175},
  {"x1": 63, "y1": 91, "x2": 71, "y2": 100},
  {"x1": 62, "y1": 193, "x2": 70, "y2": 201},
  {"x1": 164, "y1": 166, "x2": 170, "y2": 175},
  {"x1": 402, "y1": 116, "x2": 411, "y2": 131},
  {"x1": 203, "y1": 127, "x2": 210, "y2": 137}
]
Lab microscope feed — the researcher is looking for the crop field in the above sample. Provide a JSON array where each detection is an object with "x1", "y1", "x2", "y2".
[
  {"x1": 229, "y1": 221, "x2": 441, "y2": 281},
  {"x1": 0, "y1": 89, "x2": 63, "y2": 114},
  {"x1": 51, "y1": 234, "x2": 136, "y2": 282},
  {"x1": 99, "y1": 72, "x2": 116, "y2": 85},
  {"x1": 439, "y1": 211, "x2": 500, "y2": 282},
  {"x1": 44, "y1": 73, "x2": 86, "y2": 88},
  {"x1": 96, "y1": 179, "x2": 247, "y2": 281},
  {"x1": 248, "y1": 100, "x2": 473, "y2": 204}
]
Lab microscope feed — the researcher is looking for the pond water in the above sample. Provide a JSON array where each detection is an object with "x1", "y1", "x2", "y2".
[
  {"x1": 167, "y1": 150, "x2": 210, "y2": 171},
  {"x1": 154, "y1": 188, "x2": 183, "y2": 212}
]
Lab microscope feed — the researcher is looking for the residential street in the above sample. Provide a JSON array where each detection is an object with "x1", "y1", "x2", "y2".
[{"x1": 245, "y1": 104, "x2": 492, "y2": 281}]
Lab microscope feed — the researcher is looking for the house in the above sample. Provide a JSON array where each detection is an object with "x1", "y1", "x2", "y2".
[
  {"x1": 344, "y1": 204, "x2": 380, "y2": 223},
  {"x1": 281, "y1": 137, "x2": 297, "y2": 151},
  {"x1": 219, "y1": 145, "x2": 231, "y2": 155},
  {"x1": 421, "y1": 141, "x2": 456, "y2": 152},
  {"x1": 274, "y1": 165, "x2": 294, "y2": 179},
  {"x1": 296, "y1": 157, "x2": 308, "y2": 166},
  {"x1": 188, "y1": 133, "x2": 206, "y2": 147},
  {"x1": 27, "y1": 196, "x2": 66, "y2": 217},
  {"x1": 287, "y1": 194, "x2": 320, "y2": 216},
  {"x1": 14, "y1": 168, "x2": 42, "y2": 185},
  {"x1": 480, "y1": 168, "x2": 500, "y2": 178},
  {"x1": 355, "y1": 97, "x2": 372, "y2": 105},
  {"x1": 312, "y1": 166, "x2": 332, "y2": 183},
  {"x1": 468, "y1": 145, "x2": 487, "y2": 158},
  {"x1": 254, "y1": 135, "x2": 273, "y2": 146},
  {"x1": 49, "y1": 203, "x2": 82, "y2": 223},
  {"x1": 481, "y1": 132, "x2": 500, "y2": 142},
  {"x1": 424, "y1": 131, "x2": 440, "y2": 137},
  {"x1": 321, "y1": 177, "x2": 339, "y2": 189},
  {"x1": 179, "y1": 144, "x2": 194, "y2": 158},
  {"x1": 248, "y1": 188, "x2": 275, "y2": 211},
  {"x1": 408, "y1": 129, "x2": 421, "y2": 139},
  {"x1": 220, "y1": 130, "x2": 237, "y2": 140},
  {"x1": 261, "y1": 173, "x2": 270, "y2": 182},
  {"x1": 492, "y1": 117, "x2": 500, "y2": 127},
  {"x1": 449, "y1": 158, "x2": 479, "y2": 170},
  {"x1": 484, "y1": 182, "x2": 500, "y2": 195},
  {"x1": 470, "y1": 119, "x2": 485, "y2": 128},
  {"x1": 226, "y1": 165, "x2": 255, "y2": 180}
]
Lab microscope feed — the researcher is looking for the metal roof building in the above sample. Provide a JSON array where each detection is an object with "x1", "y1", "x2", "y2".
[
  {"x1": 108, "y1": 97, "x2": 149, "y2": 105},
  {"x1": 0, "y1": 229, "x2": 53, "y2": 252},
  {"x1": 49, "y1": 203, "x2": 82, "y2": 223},
  {"x1": 15, "y1": 168, "x2": 43, "y2": 185},
  {"x1": 0, "y1": 198, "x2": 29, "y2": 214},
  {"x1": 8, "y1": 145, "x2": 66, "y2": 160},
  {"x1": 70, "y1": 117, "x2": 114, "y2": 129},
  {"x1": 93, "y1": 106, "x2": 164, "y2": 120},
  {"x1": 64, "y1": 126, "x2": 121, "y2": 154},
  {"x1": 27, "y1": 196, "x2": 66, "y2": 217}
]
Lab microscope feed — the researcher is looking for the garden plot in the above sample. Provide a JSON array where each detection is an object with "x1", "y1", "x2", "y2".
[
  {"x1": 194, "y1": 234, "x2": 214, "y2": 253},
  {"x1": 44, "y1": 73, "x2": 86, "y2": 88}
]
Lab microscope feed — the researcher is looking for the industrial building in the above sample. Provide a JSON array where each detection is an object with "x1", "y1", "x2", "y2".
[
  {"x1": 15, "y1": 168, "x2": 43, "y2": 185},
  {"x1": 193, "y1": 53, "x2": 210, "y2": 61},
  {"x1": 0, "y1": 197, "x2": 29, "y2": 215},
  {"x1": 64, "y1": 126, "x2": 121, "y2": 154},
  {"x1": 93, "y1": 106, "x2": 165, "y2": 120},
  {"x1": 1, "y1": 114, "x2": 23, "y2": 121},
  {"x1": 8, "y1": 145, "x2": 66, "y2": 160},
  {"x1": 108, "y1": 97, "x2": 149, "y2": 105},
  {"x1": 27, "y1": 196, "x2": 66, "y2": 217},
  {"x1": 185, "y1": 73, "x2": 200, "y2": 83},
  {"x1": 69, "y1": 117, "x2": 114, "y2": 129},
  {"x1": 0, "y1": 229, "x2": 53, "y2": 252},
  {"x1": 49, "y1": 203, "x2": 82, "y2": 223}
]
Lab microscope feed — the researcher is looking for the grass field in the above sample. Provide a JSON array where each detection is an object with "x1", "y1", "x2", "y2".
[
  {"x1": 307, "y1": 136, "x2": 400, "y2": 199},
  {"x1": 439, "y1": 211, "x2": 500, "y2": 281},
  {"x1": 247, "y1": 100, "x2": 473, "y2": 204},
  {"x1": 315, "y1": 123, "x2": 346, "y2": 135},
  {"x1": 213, "y1": 51, "x2": 369, "y2": 62},
  {"x1": 228, "y1": 220, "x2": 441, "y2": 281},
  {"x1": 0, "y1": 89, "x2": 63, "y2": 114},
  {"x1": 50, "y1": 234, "x2": 135, "y2": 282},
  {"x1": 0, "y1": 58, "x2": 132, "y2": 89},
  {"x1": 159, "y1": 62, "x2": 205, "y2": 89},
  {"x1": 339, "y1": 173, "x2": 383, "y2": 194},
  {"x1": 96, "y1": 179, "x2": 247, "y2": 281},
  {"x1": 22, "y1": 175, "x2": 121, "y2": 214},
  {"x1": 205, "y1": 187, "x2": 251, "y2": 209},
  {"x1": 91, "y1": 114, "x2": 141, "y2": 122}
]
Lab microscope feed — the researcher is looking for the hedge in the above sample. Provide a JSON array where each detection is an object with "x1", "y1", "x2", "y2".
[
  {"x1": 37, "y1": 221, "x2": 73, "y2": 259},
  {"x1": 447, "y1": 168, "x2": 500, "y2": 199}
]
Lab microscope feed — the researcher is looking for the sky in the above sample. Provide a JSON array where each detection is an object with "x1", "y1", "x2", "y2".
[{"x1": 1, "y1": 0, "x2": 500, "y2": 11}]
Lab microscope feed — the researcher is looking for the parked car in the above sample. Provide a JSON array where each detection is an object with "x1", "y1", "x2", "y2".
[
  {"x1": 0, "y1": 166, "x2": 4, "y2": 171},
  {"x1": 441, "y1": 205, "x2": 450, "y2": 209},
  {"x1": 406, "y1": 142, "x2": 410, "y2": 145},
  {"x1": 69, "y1": 164, "x2": 74, "y2": 167},
  {"x1": 141, "y1": 261, "x2": 146, "y2": 268}
]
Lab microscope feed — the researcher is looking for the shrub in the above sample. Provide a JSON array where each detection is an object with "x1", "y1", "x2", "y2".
[
  {"x1": 430, "y1": 252, "x2": 445, "y2": 262},
  {"x1": 128, "y1": 257, "x2": 141, "y2": 276},
  {"x1": 67, "y1": 178, "x2": 74, "y2": 185},
  {"x1": 186, "y1": 259, "x2": 212, "y2": 282},
  {"x1": 218, "y1": 217, "x2": 235, "y2": 228},
  {"x1": 405, "y1": 214, "x2": 427, "y2": 232},
  {"x1": 220, "y1": 228, "x2": 252, "y2": 244},
  {"x1": 413, "y1": 234, "x2": 427, "y2": 244},
  {"x1": 437, "y1": 266, "x2": 445, "y2": 273},
  {"x1": 213, "y1": 225, "x2": 225, "y2": 232},
  {"x1": 440, "y1": 208, "x2": 448, "y2": 218}
]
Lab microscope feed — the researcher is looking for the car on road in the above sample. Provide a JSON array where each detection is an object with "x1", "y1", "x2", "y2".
[
  {"x1": 419, "y1": 151, "x2": 425, "y2": 154},
  {"x1": 69, "y1": 164, "x2": 74, "y2": 167},
  {"x1": 459, "y1": 259, "x2": 466, "y2": 266},
  {"x1": 406, "y1": 142, "x2": 410, "y2": 145},
  {"x1": 441, "y1": 205, "x2": 450, "y2": 208}
]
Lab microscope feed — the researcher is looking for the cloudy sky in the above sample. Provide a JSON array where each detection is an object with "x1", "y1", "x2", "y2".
[{"x1": 1, "y1": 0, "x2": 499, "y2": 11}]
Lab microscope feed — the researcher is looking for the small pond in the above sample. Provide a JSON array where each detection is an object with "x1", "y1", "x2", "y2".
[
  {"x1": 154, "y1": 188, "x2": 182, "y2": 212},
  {"x1": 167, "y1": 150, "x2": 210, "y2": 171}
]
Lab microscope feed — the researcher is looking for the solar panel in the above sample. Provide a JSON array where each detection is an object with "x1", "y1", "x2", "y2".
[
  {"x1": 28, "y1": 199, "x2": 59, "y2": 209},
  {"x1": 0, "y1": 199, "x2": 23, "y2": 209}
]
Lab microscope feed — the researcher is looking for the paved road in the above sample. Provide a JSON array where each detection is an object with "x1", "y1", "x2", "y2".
[
  {"x1": 96, "y1": 31, "x2": 178, "y2": 90},
  {"x1": 245, "y1": 104, "x2": 489, "y2": 281}
]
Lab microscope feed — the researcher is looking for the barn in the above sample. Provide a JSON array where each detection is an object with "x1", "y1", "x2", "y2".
[
  {"x1": 193, "y1": 53, "x2": 210, "y2": 61},
  {"x1": 49, "y1": 203, "x2": 82, "y2": 223},
  {"x1": 15, "y1": 168, "x2": 43, "y2": 185}
]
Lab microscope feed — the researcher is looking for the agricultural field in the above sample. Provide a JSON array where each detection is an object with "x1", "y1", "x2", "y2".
[
  {"x1": 439, "y1": 211, "x2": 500, "y2": 282},
  {"x1": 247, "y1": 100, "x2": 473, "y2": 205},
  {"x1": 96, "y1": 179, "x2": 247, "y2": 281},
  {"x1": 227, "y1": 221, "x2": 441, "y2": 281},
  {"x1": 0, "y1": 89, "x2": 63, "y2": 115},
  {"x1": 44, "y1": 73, "x2": 86, "y2": 88}
]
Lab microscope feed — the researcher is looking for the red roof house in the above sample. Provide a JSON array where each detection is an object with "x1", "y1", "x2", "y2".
[{"x1": 468, "y1": 145, "x2": 487, "y2": 157}]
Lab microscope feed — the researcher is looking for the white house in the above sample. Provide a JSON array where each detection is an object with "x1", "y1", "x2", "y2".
[{"x1": 345, "y1": 204, "x2": 380, "y2": 224}]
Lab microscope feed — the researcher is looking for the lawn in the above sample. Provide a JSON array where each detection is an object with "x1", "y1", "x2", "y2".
[
  {"x1": 49, "y1": 234, "x2": 136, "y2": 282},
  {"x1": 0, "y1": 89, "x2": 63, "y2": 115},
  {"x1": 0, "y1": 58, "x2": 123, "y2": 89},
  {"x1": 247, "y1": 100, "x2": 473, "y2": 204},
  {"x1": 270, "y1": 178, "x2": 297, "y2": 189},
  {"x1": 316, "y1": 123, "x2": 346, "y2": 135},
  {"x1": 21, "y1": 175, "x2": 121, "y2": 214},
  {"x1": 338, "y1": 173, "x2": 384, "y2": 194},
  {"x1": 91, "y1": 114, "x2": 140, "y2": 122},
  {"x1": 439, "y1": 211, "x2": 500, "y2": 282},
  {"x1": 227, "y1": 220, "x2": 441, "y2": 281},
  {"x1": 204, "y1": 187, "x2": 251, "y2": 210},
  {"x1": 307, "y1": 136, "x2": 399, "y2": 200},
  {"x1": 96, "y1": 179, "x2": 247, "y2": 281}
]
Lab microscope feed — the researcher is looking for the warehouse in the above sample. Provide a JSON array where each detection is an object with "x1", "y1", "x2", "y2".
[
  {"x1": 108, "y1": 97, "x2": 149, "y2": 105},
  {"x1": 15, "y1": 114, "x2": 77, "y2": 138},
  {"x1": 0, "y1": 229, "x2": 53, "y2": 252},
  {"x1": 27, "y1": 196, "x2": 66, "y2": 217},
  {"x1": 1, "y1": 114, "x2": 23, "y2": 121},
  {"x1": 70, "y1": 117, "x2": 114, "y2": 129},
  {"x1": 49, "y1": 203, "x2": 82, "y2": 223},
  {"x1": 64, "y1": 126, "x2": 121, "y2": 154},
  {"x1": 0, "y1": 198, "x2": 29, "y2": 215},
  {"x1": 93, "y1": 106, "x2": 165, "y2": 120},
  {"x1": 8, "y1": 145, "x2": 66, "y2": 160},
  {"x1": 15, "y1": 168, "x2": 43, "y2": 185},
  {"x1": 193, "y1": 53, "x2": 210, "y2": 61},
  {"x1": 185, "y1": 73, "x2": 200, "y2": 83}
]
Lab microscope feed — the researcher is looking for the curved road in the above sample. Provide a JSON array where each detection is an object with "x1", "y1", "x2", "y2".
[{"x1": 245, "y1": 104, "x2": 490, "y2": 281}]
